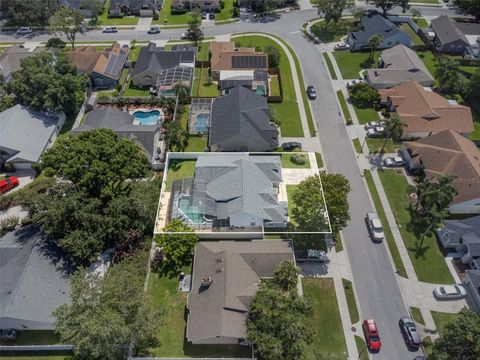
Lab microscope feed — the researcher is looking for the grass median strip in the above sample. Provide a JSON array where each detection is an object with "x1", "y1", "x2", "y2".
[
  {"x1": 322, "y1": 52, "x2": 337, "y2": 80},
  {"x1": 342, "y1": 278, "x2": 359, "y2": 324},
  {"x1": 355, "y1": 335, "x2": 369, "y2": 360},
  {"x1": 364, "y1": 170, "x2": 408, "y2": 278},
  {"x1": 315, "y1": 152, "x2": 324, "y2": 168},
  {"x1": 336, "y1": 90, "x2": 352, "y2": 125},
  {"x1": 410, "y1": 306, "x2": 425, "y2": 325}
]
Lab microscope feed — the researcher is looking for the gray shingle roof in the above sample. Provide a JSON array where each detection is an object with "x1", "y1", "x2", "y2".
[
  {"x1": 209, "y1": 86, "x2": 278, "y2": 152},
  {"x1": 440, "y1": 215, "x2": 480, "y2": 246},
  {"x1": 109, "y1": 0, "x2": 157, "y2": 13},
  {"x1": 187, "y1": 240, "x2": 294, "y2": 344},
  {"x1": 0, "y1": 226, "x2": 73, "y2": 330},
  {"x1": 351, "y1": 13, "x2": 408, "y2": 43},
  {"x1": 431, "y1": 15, "x2": 469, "y2": 45},
  {"x1": 0, "y1": 45, "x2": 41, "y2": 80}
]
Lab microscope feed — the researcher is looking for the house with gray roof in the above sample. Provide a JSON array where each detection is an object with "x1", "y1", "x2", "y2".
[
  {"x1": 463, "y1": 269, "x2": 480, "y2": 313},
  {"x1": 169, "y1": 154, "x2": 287, "y2": 234},
  {"x1": 0, "y1": 226, "x2": 73, "y2": 330},
  {"x1": 186, "y1": 240, "x2": 294, "y2": 344},
  {"x1": 109, "y1": 0, "x2": 158, "y2": 17},
  {"x1": 436, "y1": 215, "x2": 480, "y2": 270},
  {"x1": 130, "y1": 43, "x2": 195, "y2": 91},
  {"x1": 71, "y1": 108, "x2": 162, "y2": 167},
  {"x1": 347, "y1": 13, "x2": 412, "y2": 51},
  {"x1": 0, "y1": 105, "x2": 65, "y2": 170},
  {"x1": 366, "y1": 44, "x2": 434, "y2": 89},
  {"x1": 430, "y1": 15, "x2": 470, "y2": 54},
  {"x1": 0, "y1": 45, "x2": 42, "y2": 82},
  {"x1": 209, "y1": 86, "x2": 278, "y2": 152}
]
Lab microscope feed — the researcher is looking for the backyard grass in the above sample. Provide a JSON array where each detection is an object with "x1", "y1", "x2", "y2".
[
  {"x1": 431, "y1": 311, "x2": 459, "y2": 336},
  {"x1": 165, "y1": 160, "x2": 196, "y2": 191},
  {"x1": 128, "y1": 45, "x2": 143, "y2": 62},
  {"x1": 233, "y1": 35, "x2": 304, "y2": 137},
  {"x1": 269, "y1": 75, "x2": 281, "y2": 96},
  {"x1": 156, "y1": 0, "x2": 195, "y2": 25},
  {"x1": 399, "y1": 23, "x2": 424, "y2": 45},
  {"x1": 303, "y1": 278, "x2": 348, "y2": 360},
  {"x1": 410, "y1": 306, "x2": 425, "y2": 325},
  {"x1": 342, "y1": 278, "x2": 359, "y2": 324},
  {"x1": 0, "y1": 331, "x2": 60, "y2": 346},
  {"x1": 413, "y1": 17, "x2": 429, "y2": 28},
  {"x1": 179, "y1": 104, "x2": 190, "y2": 129},
  {"x1": 333, "y1": 50, "x2": 381, "y2": 79},
  {"x1": 98, "y1": 0, "x2": 139, "y2": 25},
  {"x1": 196, "y1": 42, "x2": 210, "y2": 61},
  {"x1": 281, "y1": 153, "x2": 311, "y2": 168},
  {"x1": 315, "y1": 152, "x2": 324, "y2": 168},
  {"x1": 123, "y1": 79, "x2": 150, "y2": 97},
  {"x1": 352, "y1": 104, "x2": 381, "y2": 124},
  {"x1": 470, "y1": 120, "x2": 480, "y2": 141},
  {"x1": 417, "y1": 50, "x2": 437, "y2": 78},
  {"x1": 310, "y1": 18, "x2": 356, "y2": 43},
  {"x1": 185, "y1": 136, "x2": 208, "y2": 152},
  {"x1": 378, "y1": 169, "x2": 454, "y2": 284},
  {"x1": 286, "y1": 185, "x2": 299, "y2": 226},
  {"x1": 192, "y1": 67, "x2": 218, "y2": 97},
  {"x1": 322, "y1": 52, "x2": 337, "y2": 80},
  {"x1": 364, "y1": 170, "x2": 408, "y2": 278},
  {"x1": 119, "y1": 67, "x2": 129, "y2": 86},
  {"x1": 336, "y1": 90, "x2": 352, "y2": 124},
  {"x1": 214, "y1": 0, "x2": 236, "y2": 21},
  {"x1": 366, "y1": 138, "x2": 402, "y2": 154},
  {"x1": 355, "y1": 336, "x2": 369, "y2": 360}
]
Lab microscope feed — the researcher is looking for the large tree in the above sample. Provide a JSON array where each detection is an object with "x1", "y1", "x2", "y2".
[
  {"x1": 2, "y1": 0, "x2": 59, "y2": 26},
  {"x1": 366, "y1": 0, "x2": 410, "y2": 14},
  {"x1": 454, "y1": 0, "x2": 480, "y2": 22},
  {"x1": 434, "y1": 57, "x2": 469, "y2": 96},
  {"x1": 41, "y1": 129, "x2": 149, "y2": 199},
  {"x1": 54, "y1": 254, "x2": 162, "y2": 360},
  {"x1": 431, "y1": 309, "x2": 480, "y2": 360},
  {"x1": 273, "y1": 261, "x2": 299, "y2": 292},
  {"x1": 4, "y1": 51, "x2": 86, "y2": 114},
  {"x1": 81, "y1": 0, "x2": 105, "y2": 24},
  {"x1": 316, "y1": 0, "x2": 354, "y2": 30},
  {"x1": 381, "y1": 113, "x2": 405, "y2": 153},
  {"x1": 188, "y1": 8, "x2": 203, "y2": 46},
  {"x1": 163, "y1": 121, "x2": 190, "y2": 152},
  {"x1": 49, "y1": 7, "x2": 85, "y2": 49},
  {"x1": 320, "y1": 172, "x2": 352, "y2": 234},
  {"x1": 368, "y1": 34, "x2": 384, "y2": 62},
  {"x1": 264, "y1": 44, "x2": 281, "y2": 68}
]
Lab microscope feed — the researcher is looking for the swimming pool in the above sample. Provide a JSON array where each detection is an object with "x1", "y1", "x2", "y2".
[
  {"x1": 133, "y1": 110, "x2": 160, "y2": 125},
  {"x1": 256, "y1": 85, "x2": 266, "y2": 96},
  {"x1": 178, "y1": 197, "x2": 203, "y2": 224},
  {"x1": 195, "y1": 114, "x2": 209, "y2": 133}
]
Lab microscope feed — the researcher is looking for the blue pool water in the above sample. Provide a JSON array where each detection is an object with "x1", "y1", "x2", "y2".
[
  {"x1": 133, "y1": 110, "x2": 160, "y2": 125},
  {"x1": 195, "y1": 114, "x2": 209, "y2": 133}
]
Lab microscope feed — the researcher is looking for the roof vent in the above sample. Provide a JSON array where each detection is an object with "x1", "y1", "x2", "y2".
[{"x1": 201, "y1": 276, "x2": 212, "y2": 288}]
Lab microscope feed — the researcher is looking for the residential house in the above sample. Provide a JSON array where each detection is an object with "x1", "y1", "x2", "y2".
[
  {"x1": 436, "y1": 215, "x2": 480, "y2": 269},
  {"x1": 218, "y1": 69, "x2": 269, "y2": 95},
  {"x1": 59, "y1": 0, "x2": 94, "y2": 17},
  {"x1": 347, "y1": 12, "x2": 412, "y2": 51},
  {"x1": 130, "y1": 43, "x2": 195, "y2": 92},
  {"x1": 0, "y1": 45, "x2": 41, "y2": 82},
  {"x1": 169, "y1": 154, "x2": 288, "y2": 234},
  {"x1": 71, "y1": 108, "x2": 163, "y2": 167},
  {"x1": 366, "y1": 44, "x2": 434, "y2": 89},
  {"x1": 210, "y1": 41, "x2": 268, "y2": 80},
  {"x1": 186, "y1": 240, "x2": 295, "y2": 344},
  {"x1": 172, "y1": 0, "x2": 220, "y2": 11},
  {"x1": 463, "y1": 270, "x2": 480, "y2": 313},
  {"x1": 402, "y1": 130, "x2": 480, "y2": 214},
  {"x1": 0, "y1": 105, "x2": 65, "y2": 169},
  {"x1": 0, "y1": 227, "x2": 73, "y2": 330},
  {"x1": 379, "y1": 81, "x2": 474, "y2": 138},
  {"x1": 109, "y1": 0, "x2": 158, "y2": 16},
  {"x1": 67, "y1": 43, "x2": 129, "y2": 90},
  {"x1": 209, "y1": 86, "x2": 278, "y2": 152}
]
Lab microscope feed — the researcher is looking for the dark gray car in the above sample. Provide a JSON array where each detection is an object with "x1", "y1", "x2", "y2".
[{"x1": 399, "y1": 317, "x2": 421, "y2": 348}]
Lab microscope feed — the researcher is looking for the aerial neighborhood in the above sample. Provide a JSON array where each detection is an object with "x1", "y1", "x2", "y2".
[{"x1": 1, "y1": 1, "x2": 480, "y2": 360}]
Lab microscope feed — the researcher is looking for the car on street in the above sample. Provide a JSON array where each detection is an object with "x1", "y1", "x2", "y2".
[
  {"x1": 446, "y1": 3, "x2": 457, "y2": 9},
  {"x1": 433, "y1": 285, "x2": 467, "y2": 299},
  {"x1": 307, "y1": 85, "x2": 317, "y2": 100},
  {"x1": 363, "y1": 319, "x2": 382, "y2": 351},
  {"x1": 295, "y1": 249, "x2": 328, "y2": 263},
  {"x1": 366, "y1": 126, "x2": 385, "y2": 137},
  {"x1": 148, "y1": 26, "x2": 161, "y2": 34},
  {"x1": 181, "y1": 30, "x2": 194, "y2": 40},
  {"x1": 16, "y1": 27, "x2": 33, "y2": 35},
  {"x1": 0, "y1": 176, "x2": 19, "y2": 194},
  {"x1": 281, "y1": 142, "x2": 302, "y2": 151},
  {"x1": 383, "y1": 156, "x2": 405, "y2": 167},
  {"x1": 399, "y1": 317, "x2": 422, "y2": 348},
  {"x1": 366, "y1": 212, "x2": 384, "y2": 241},
  {"x1": 334, "y1": 42, "x2": 350, "y2": 50},
  {"x1": 102, "y1": 27, "x2": 118, "y2": 33}
]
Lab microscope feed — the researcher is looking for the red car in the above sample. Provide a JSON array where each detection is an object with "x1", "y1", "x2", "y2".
[
  {"x1": 0, "y1": 176, "x2": 19, "y2": 194},
  {"x1": 363, "y1": 319, "x2": 382, "y2": 351}
]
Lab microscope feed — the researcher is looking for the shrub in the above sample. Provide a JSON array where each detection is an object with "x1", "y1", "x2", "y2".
[
  {"x1": 4, "y1": 163, "x2": 15, "y2": 173},
  {"x1": 31, "y1": 163, "x2": 42, "y2": 176},
  {"x1": 46, "y1": 37, "x2": 66, "y2": 49},
  {"x1": 153, "y1": 12, "x2": 159, "y2": 20},
  {"x1": 349, "y1": 83, "x2": 380, "y2": 108},
  {"x1": 265, "y1": 44, "x2": 281, "y2": 68},
  {"x1": 0, "y1": 216, "x2": 19, "y2": 237},
  {"x1": 232, "y1": 7, "x2": 240, "y2": 17},
  {"x1": 407, "y1": 184, "x2": 417, "y2": 195},
  {"x1": 291, "y1": 153, "x2": 307, "y2": 165}
]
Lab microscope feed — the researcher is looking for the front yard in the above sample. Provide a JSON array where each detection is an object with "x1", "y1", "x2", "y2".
[
  {"x1": 333, "y1": 50, "x2": 381, "y2": 79},
  {"x1": 156, "y1": 0, "x2": 195, "y2": 25},
  {"x1": 310, "y1": 19, "x2": 356, "y2": 43},
  {"x1": 377, "y1": 169, "x2": 454, "y2": 284},
  {"x1": 365, "y1": 138, "x2": 402, "y2": 154},
  {"x1": 281, "y1": 153, "x2": 311, "y2": 168},
  {"x1": 351, "y1": 103, "x2": 381, "y2": 124},
  {"x1": 431, "y1": 311, "x2": 459, "y2": 336},
  {"x1": 98, "y1": 0, "x2": 139, "y2": 25},
  {"x1": 214, "y1": 0, "x2": 237, "y2": 22}
]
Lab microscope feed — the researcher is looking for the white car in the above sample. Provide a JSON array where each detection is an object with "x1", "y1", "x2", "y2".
[
  {"x1": 364, "y1": 121, "x2": 382, "y2": 129},
  {"x1": 433, "y1": 285, "x2": 467, "y2": 299},
  {"x1": 148, "y1": 26, "x2": 161, "y2": 34},
  {"x1": 347, "y1": 79, "x2": 364, "y2": 88},
  {"x1": 16, "y1": 27, "x2": 33, "y2": 35},
  {"x1": 102, "y1": 27, "x2": 118, "y2": 33},
  {"x1": 334, "y1": 42, "x2": 350, "y2": 50},
  {"x1": 383, "y1": 156, "x2": 405, "y2": 167},
  {"x1": 366, "y1": 126, "x2": 385, "y2": 137},
  {"x1": 366, "y1": 212, "x2": 385, "y2": 241}
]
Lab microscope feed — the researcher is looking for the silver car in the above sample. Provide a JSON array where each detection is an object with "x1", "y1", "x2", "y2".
[
  {"x1": 433, "y1": 285, "x2": 467, "y2": 299},
  {"x1": 366, "y1": 212, "x2": 385, "y2": 241},
  {"x1": 399, "y1": 317, "x2": 421, "y2": 348}
]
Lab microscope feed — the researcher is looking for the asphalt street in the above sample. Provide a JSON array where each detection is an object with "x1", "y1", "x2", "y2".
[{"x1": 0, "y1": 5, "x2": 460, "y2": 359}]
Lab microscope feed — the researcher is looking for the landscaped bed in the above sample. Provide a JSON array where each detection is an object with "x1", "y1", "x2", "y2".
[{"x1": 281, "y1": 153, "x2": 311, "y2": 168}]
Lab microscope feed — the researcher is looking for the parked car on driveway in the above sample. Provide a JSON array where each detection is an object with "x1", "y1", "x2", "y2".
[
  {"x1": 383, "y1": 156, "x2": 405, "y2": 167},
  {"x1": 103, "y1": 27, "x2": 118, "y2": 33},
  {"x1": 307, "y1": 86, "x2": 317, "y2": 100},
  {"x1": 334, "y1": 42, "x2": 350, "y2": 50},
  {"x1": 364, "y1": 121, "x2": 384, "y2": 129},
  {"x1": 363, "y1": 319, "x2": 382, "y2": 351},
  {"x1": 295, "y1": 249, "x2": 328, "y2": 263},
  {"x1": 399, "y1": 317, "x2": 421, "y2": 348},
  {"x1": 366, "y1": 212, "x2": 385, "y2": 241},
  {"x1": 16, "y1": 27, "x2": 33, "y2": 35},
  {"x1": 366, "y1": 126, "x2": 385, "y2": 137},
  {"x1": 433, "y1": 285, "x2": 467, "y2": 299},
  {"x1": 281, "y1": 142, "x2": 302, "y2": 151},
  {"x1": 0, "y1": 176, "x2": 19, "y2": 194},
  {"x1": 347, "y1": 79, "x2": 365, "y2": 88}
]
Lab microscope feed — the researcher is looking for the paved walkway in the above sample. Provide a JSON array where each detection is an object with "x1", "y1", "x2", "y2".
[{"x1": 135, "y1": 17, "x2": 153, "y2": 31}]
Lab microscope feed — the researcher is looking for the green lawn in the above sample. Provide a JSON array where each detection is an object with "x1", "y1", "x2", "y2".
[
  {"x1": 156, "y1": 0, "x2": 195, "y2": 25},
  {"x1": 470, "y1": 119, "x2": 480, "y2": 141},
  {"x1": 98, "y1": 0, "x2": 139, "y2": 25},
  {"x1": 353, "y1": 138, "x2": 363, "y2": 153},
  {"x1": 165, "y1": 159, "x2": 196, "y2": 191},
  {"x1": 459, "y1": 65, "x2": 479, "y2": 76},
  {"x1": 179, "y1": 104, "x2": 190, "y2": 129},
  {"x1": 123, "y1": 79, "x2": 150, "y2": 97},
  {"x1": 342, "y1": 278, "x2": 359, "y2": 324},
  {"x1": 337, "y1": 90, "x2": 352, "y2": 124},
  {"x1": 366, "y1": 138, "x2": 402, "y2": 154},
  {"x1": 286, "y1": 185, "x2": 299, "y2": 226},
  {"x1": 413, "y1": 17, "x2": 429, "y2": 28},
  {"x1": 119, "y1": 67, "x2": 129, "y2": 86},
  {"x1": 355, "y1": 336, "x2": 369, "y2": 360},
  {"x1": 270, "y1": 75, "x2": 281, "y2": 96},
  {"x1": 315, "y1": 152, "x2": 324, "y2": 168},
  {"x1": 351, "y1": 102, "x2": 381, "y2": 124},
  {"x1": 333, "y1": 50, "x2": 381, "y2": 79},
  {"x1": 310, "y1": 19, "x2": 356, "y2": 43},
  {"x1": 197, "y1": 42, "x2": 210, "y2": 61},
  {"x1": 303, "y1": 278, "x2": 348, "y2": 360},
  {"x1": 192, "y1": 67, "x2": 218, "y2": 97},
  {"x1": 431, "y1": 311, "x2": 459, "y2": 336},
  {"x1": 214, "y1": 0, "x2": 236, "y2": 21},
  {"x1": 233, "y1": 35, "x2": 304, "y2": 137},
  {"x1": 322, "y1": 52, "x2": 337, "y2": 80},
  {"x1": 399, "y1": 23, "x2": 424, "y2": 45},
  {"x1": 418, "y1": 50, "x2": 438, "y2": 78},
  {"x1": 378, "y1": 169, "x2": 454, "y2": 284},
  {"x1": 185, "y1": 136, "x2": 207, "y2": 152},
  {"x1": 128, "y1": 45, "x2": 143, "y2": 62},
  {"x1": 364, "y1": 170, "x2": 407, "y2": 278},
  {"x1": 410, "y1": 306, "x2": 425, "y2": 325},
  {"x1": 0, "y1": 331, "x2": 60, "y2": 346},
  {"x1": 281, "y1": 153, "x2": 311, "y2": 168}
]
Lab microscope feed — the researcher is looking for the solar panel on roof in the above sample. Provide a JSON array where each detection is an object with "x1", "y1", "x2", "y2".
[{"x1": 231, "y1": 55, "x2": 267, "y2": 69}]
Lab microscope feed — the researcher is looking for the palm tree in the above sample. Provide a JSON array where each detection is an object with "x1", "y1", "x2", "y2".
[
  {"x1": 172, "y1": 81, "x2": 190, "y2": 104},
  {"x1": 380, "y1": 113, "x2": 405, "y2": 153},
  {"x1": 435, "y1": 57, "x2": 461, "y2": 93},
  {"x1": 163, "y1": 121, "x2": 189, "y2": 152},
  {"x1": 368, "y1": 34, "x2": 383, "y2": 62}
]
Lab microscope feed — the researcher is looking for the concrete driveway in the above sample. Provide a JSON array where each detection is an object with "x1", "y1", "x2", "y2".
[{"x1": 1, "y1": 169, "x2": 36, "y2": 193}]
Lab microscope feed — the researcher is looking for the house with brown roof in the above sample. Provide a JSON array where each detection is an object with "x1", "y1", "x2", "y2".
[
  {"x1": 67, "y1": 43, "x2": 129, "y2": 90},
  {"x1": 401, "y1": 130, "x2": 480, "y2": 214},
  {"x1": 210, "y1": 41, "x2": 268, "y2": 80},
  {"x1": 186, "y1": 240, "x2": 295, "y2": 345},
  {"x1": 379, "y1": 81, "x2": 474, "y2": 139}
]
